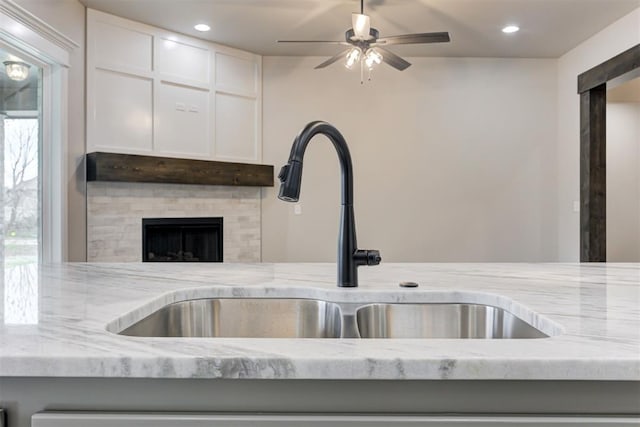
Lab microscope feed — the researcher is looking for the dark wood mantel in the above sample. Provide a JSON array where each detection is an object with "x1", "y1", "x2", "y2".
[{"x1": 86, "y1": 152, "x2": 274, "y2": 187}]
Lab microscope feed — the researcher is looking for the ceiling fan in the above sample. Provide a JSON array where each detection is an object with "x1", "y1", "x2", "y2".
[{"x1": 277, "y1": 0, "x2": 450, "y2": 75}]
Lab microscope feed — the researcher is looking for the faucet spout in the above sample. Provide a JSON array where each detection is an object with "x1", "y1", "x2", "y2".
[{"x1": 278, "y1": 121, "x2": 381, "y2": 288}]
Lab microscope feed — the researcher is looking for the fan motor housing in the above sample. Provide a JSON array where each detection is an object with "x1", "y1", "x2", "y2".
[{"x1": 346, "y1": 28, "x2": 379, "y2": 43}]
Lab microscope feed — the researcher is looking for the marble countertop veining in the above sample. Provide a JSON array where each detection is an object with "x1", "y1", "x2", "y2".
[{"x1": 0, "y1": 263, "x2": 638, "y2": 380}]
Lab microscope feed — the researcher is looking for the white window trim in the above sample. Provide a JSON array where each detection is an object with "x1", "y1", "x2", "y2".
[{"x1": 0, "y1": 0, "x2": 78, "y2": 262}]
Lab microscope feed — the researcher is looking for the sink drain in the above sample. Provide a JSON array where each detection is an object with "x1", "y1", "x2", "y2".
[{"x1": 399, "y1": 281, "x2": 419, "y2": 288}]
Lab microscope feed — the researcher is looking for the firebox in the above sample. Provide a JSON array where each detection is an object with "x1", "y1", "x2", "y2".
[{"x1": 142, "y1": 217, "x2": 223, "y2": 262}]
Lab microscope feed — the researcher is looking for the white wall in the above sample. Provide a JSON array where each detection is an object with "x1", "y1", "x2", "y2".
[
  {"x1": 262, "y1": 57, "x2": 558, "y2": 262},
  {"x1": 14, "y1": 0, "x2": 87, "y2": 261},
  {"x1": 556, "y1": 7, "x2": 640, "y2": 261},
  {"x1": 86, "y1": 9, "x2": 263, "y2": 164},
  {"x1": 607, "y1": 102, "x2": 640, "y2": 261}
]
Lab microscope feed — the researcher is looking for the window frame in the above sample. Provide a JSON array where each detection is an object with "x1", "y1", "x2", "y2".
[{"x1": 0, "y1": 1, "x2": 78, "y2": 262}]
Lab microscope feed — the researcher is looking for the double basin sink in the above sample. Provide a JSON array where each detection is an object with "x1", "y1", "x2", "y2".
[{"x1": 118, "y1": 297, "x2": 551, "y2": 339}]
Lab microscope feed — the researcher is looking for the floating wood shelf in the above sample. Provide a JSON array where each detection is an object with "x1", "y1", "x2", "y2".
[{"x1": 87, "y1": 152, "x2": 274, "y2": 187}]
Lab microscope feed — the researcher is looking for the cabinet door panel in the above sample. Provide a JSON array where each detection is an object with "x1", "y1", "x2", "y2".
[{"x1": 32, "y1": 413, "x2": 640, "y2": 427}]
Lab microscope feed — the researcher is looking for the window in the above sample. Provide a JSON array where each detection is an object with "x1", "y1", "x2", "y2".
[
  {"x1": 0, "y1": 2, "x2": 74, "y2": 325},
  {"x1": 1, "y1": 48, "x2": 41, "y2": 265},
  {"x1": 1, "y1": 47, "x2": 41, "y2": 324}
]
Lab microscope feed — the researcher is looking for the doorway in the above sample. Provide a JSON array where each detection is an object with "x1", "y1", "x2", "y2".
[
  {"x1": 578, "y1": 44, "x2": 640, "y2": 262},
  {"x1": 606, "y1": 76, "x2": 640, "y2": 261}
]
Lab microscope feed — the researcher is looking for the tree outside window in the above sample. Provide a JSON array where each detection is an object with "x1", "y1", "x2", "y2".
[{"x1": 3, "y1": 118, "x2": 39, "y2": 267}]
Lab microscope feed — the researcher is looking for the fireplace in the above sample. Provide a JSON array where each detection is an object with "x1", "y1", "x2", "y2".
[{"x1": 142, "y1": 217, "x2": 223, "y2": 262}]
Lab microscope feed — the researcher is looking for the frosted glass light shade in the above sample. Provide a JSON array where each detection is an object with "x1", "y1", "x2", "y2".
[
  {"x1": 4, "y1": 61, "x2": 30, "y2": 81},
  {"x1": 352, "y1": 13, "x2": 370, "y2": 40},
  {"x1": 345, "y1": 48, "x2": 361, "y2": 69},
  {"x1": 364, "y1": 49, "x2": 382, "y2": 69}
]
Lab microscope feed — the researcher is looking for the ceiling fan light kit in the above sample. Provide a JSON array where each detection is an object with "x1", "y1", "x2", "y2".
[
  {"x1": 277, "y1": 0, "x2": 451, "y2": 83},
  {"x1": 364, "y1": 49, "x2": 382, "y2": 69},
  {"x1": 345, "y1": 48, "x2": 361, "y2": 69}
]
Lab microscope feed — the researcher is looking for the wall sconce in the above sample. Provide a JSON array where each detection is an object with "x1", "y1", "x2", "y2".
[{"x1": 3, "y1": 61, "x2": 31, "y2": 81}]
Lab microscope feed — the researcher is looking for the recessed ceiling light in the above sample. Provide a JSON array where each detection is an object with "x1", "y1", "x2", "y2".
[
  {"x1": 194, "y1": 24, "x2": 210, "y2": 32},
  {"x1": 502, "y1": 25, "x2": 520, "y2": 34}
]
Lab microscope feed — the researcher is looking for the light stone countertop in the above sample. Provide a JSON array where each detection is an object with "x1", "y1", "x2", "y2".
[{"x1": 0, "y1": 262, "x2": 638, "y2": 380}]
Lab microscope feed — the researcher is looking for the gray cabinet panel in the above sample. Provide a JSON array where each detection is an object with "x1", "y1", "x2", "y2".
[{"x1": 32, "y1": 413, "x2": 640, "y2": 427}]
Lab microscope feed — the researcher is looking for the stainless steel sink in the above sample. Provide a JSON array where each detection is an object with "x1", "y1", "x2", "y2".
[
  {"x1": 117, "y1": 298, "x2": 550, "y2": 339},
  {"x1": 119, "y1": 298, "x2": 342, "y2": 338},
  {"x1": 356, "y1": 303, "x2": 548, "y2": 339}
]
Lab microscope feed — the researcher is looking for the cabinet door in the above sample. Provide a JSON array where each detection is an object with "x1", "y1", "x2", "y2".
[{"x1": 32, "y1": 413, "x2": 640, "y2": 427}]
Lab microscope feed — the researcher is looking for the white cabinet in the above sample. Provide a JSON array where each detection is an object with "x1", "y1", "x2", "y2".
[
  {"x1": 32, "y1": 413, "x2": 640, "y2": 427},
  {"x1": 86, "y1": 9, "x2": 262, "y2": 163}
]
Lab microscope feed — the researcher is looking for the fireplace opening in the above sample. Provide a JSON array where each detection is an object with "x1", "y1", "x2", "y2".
[{"x1": 142, "y1": 217, "x2": 223, "y2": 262}]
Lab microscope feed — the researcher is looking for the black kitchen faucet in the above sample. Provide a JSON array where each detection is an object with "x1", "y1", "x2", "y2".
[{"x1": 278, "y1": 121, "x2": 381, "y2": 287}]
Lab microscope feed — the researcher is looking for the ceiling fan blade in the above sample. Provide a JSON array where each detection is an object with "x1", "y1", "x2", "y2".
[
  {"x1": 376, "y1": 32, "x2": 450, "y2": 45},
  {"x1": 314, "y1": 49, "x2": 351, "y2": 69},
  {"x1": 277, "y1": 40, "x2": 349, "y2": 45},
  {"x1": 377, "y1": 48, "x2": 411, "y2": 71}
]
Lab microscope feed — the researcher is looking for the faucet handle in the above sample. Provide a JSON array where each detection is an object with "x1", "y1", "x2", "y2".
[
  {"x1": 355, "y1": 249, "x2": 382, "y2": 266},
  {"x1": 278, "y1": 164, "x2": 289, "y2": 182},
  {"x1": 367, "y1": 250, "x2": 382, "y2": 266}
]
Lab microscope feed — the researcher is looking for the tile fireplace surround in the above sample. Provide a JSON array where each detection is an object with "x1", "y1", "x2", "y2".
[{"x1": 87, "y1": 182, "x2": 261, "y2": 262}]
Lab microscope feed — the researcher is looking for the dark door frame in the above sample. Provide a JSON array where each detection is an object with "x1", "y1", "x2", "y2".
[{"x1": 578, "y1": 44, "x2": 640, "y2": 262}]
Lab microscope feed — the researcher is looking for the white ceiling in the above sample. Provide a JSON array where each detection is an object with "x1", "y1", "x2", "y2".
[{"x1": 80, "y1": 0, "x2": 640, "y2": 58}]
